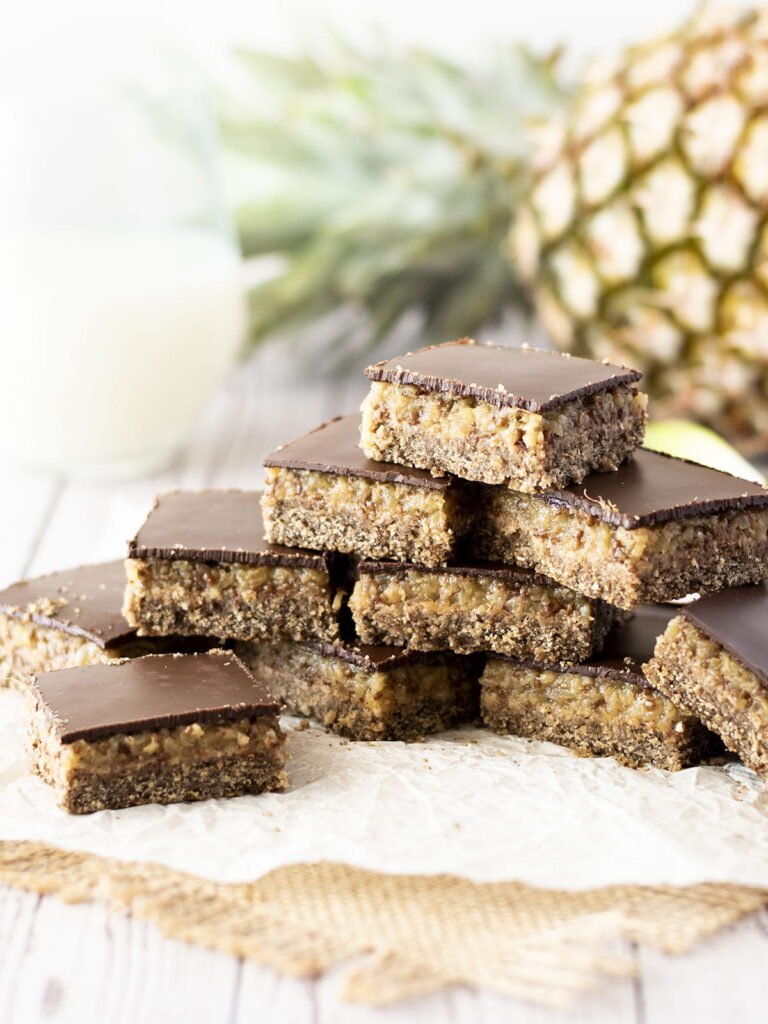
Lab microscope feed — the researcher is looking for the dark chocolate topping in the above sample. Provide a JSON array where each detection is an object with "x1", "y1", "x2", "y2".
[
  {"x1": 538, "y1": 449, "x2": 768, "y2": 528},
  {"x1": 264, "y1": 415, "x2": 450, "y2": 490},
  {"x1": 364, "y1": 339, "x2": 642, "y2": 412},
  {"x1": 0, "y1": 561, "x2": 135, "y2": 650},
  {"x1": 305, "y1": 640, "x2": 459, "y2": 670},
  {"x1": 128, "y1": 490, "x2": 328, "y2": 569},
  {"x1": 681, "y1": 583, "x2": 768, "y2": 688},
  {"x1": 359, "y1": 557, "x2": 560, "y2": 589},
  {"x1": 30, "y1": 651, "x2": 280, "y2": 743},
  {"x1": 491, "y1": 605, "x2": 678, "y2": 685}
]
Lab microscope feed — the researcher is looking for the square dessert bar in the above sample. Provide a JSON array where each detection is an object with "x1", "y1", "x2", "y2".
[
  {"x1": 481, "y1": 607, "x2": 718, "y2": 771},
  {"x1": 124, "y1": 490, "x2": 341, "y2": 642},
  {"x1": 262, "y1": 415, "x2": 470, "y2": 567},
  {"x1": 470, "y1": 449, "x2": 768, "y2": 610},
  {"x1": 237, "y1": 641, "x2": 481, "y2": 741},
  {"x1": 25, "y1": 650, "x2": 287, "y2": 814},
  {"x1": 349, "y1": 558, "x2": 621, "y2": 662},
  {"x1": 646, "y1": 585, "x2": 768, "y2": 779},
  {"x1": 0, "y1": 561, "x2": 180, "y2": 689},
  {"x1": 360, "y1": 339, "x2": 646, "y2": 492}
]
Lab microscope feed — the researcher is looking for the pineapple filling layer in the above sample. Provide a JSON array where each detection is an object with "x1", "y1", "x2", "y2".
[
  {"x1": 30, "y1": 713, "x2": 284, "y2": 791},
  {"x1": 263, "y1": 465, "x2": 450, "y2": 518},
  {"x1": 481, "y1": 660, "x2": 691, "y2": 736},
  {"x1": 351, "y1": 569, "x2": 593, "y2": 618},
  {"x1": 362, "y1": 380, "x2": 549, "y2": 451}
]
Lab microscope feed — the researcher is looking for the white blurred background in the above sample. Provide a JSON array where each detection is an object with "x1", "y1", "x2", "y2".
[{"x1": 0, "y1": 0, "x2": 730, "y2": 478}]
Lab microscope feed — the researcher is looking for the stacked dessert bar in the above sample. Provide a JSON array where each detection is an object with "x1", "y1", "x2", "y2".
[
  {"x1": 2, "y1": 339, "x2": 768, "y2": 815},
  {"x1": 253, "y1": 338, "x2": 768, "y2": 769}
]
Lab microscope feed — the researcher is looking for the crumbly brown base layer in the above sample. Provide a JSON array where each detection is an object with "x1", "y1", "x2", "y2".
[
  {"x1": 349, "y1": 569, "x2": 619, "y2": 662},
  {"x1": 237, "y1": 643, "x2": 480, "y2": 741},
  {"x1": 360, "y1": 381, "x2": 646, "y2": 492},
  {"x1": 123, "y1": 559, "x2": 340, "y2": 643},
  {"x1": 470, "y1": 489, "x2": 768, "y2": 610},
  {"x1": 29, "y1": 712, "x2": 287, "y2": 814},
  {"x1": 646, "y1": 616, "x2": 768, "y2": 779},
  {"x1": 480, "y1": 660, "x2": 716, "y2": 771},
  {"x1": 261, "y1": 467, "x2": 470, "y2": 568}
]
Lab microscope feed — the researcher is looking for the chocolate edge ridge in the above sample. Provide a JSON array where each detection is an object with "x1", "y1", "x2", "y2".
[
  {"x1": 0, "y1": 606, "x2": 133, "y2": 650},
  {"x1": 126, "y1": 544, "x2": 329, "y2": 570}
]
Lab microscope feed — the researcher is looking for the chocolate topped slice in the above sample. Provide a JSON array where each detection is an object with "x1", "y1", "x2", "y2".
[
  {"x1": 364, "y1": 339, "x2": 642, "y2": 412},
  {"x1": 30, "y1": 651, "x2": 279, "y2": 744},
  {"x1": 125, "y1": 490, "x2": 340, "y2": 644},
  {"x1": 264, "y1": 415, "x2": 450, "y2": 491},
  {"x1": 541, "y1": 449, "x2": 768, "y2": 529},
  {"x1": 0, "y1": 561, "x2": 134, "y2": 649},
  {"x1": 681, "y1": 584, "x2": 768, "y2": 688},
  {"x1": 129, "y1": 490, "x2": 327, "y2": 569}
]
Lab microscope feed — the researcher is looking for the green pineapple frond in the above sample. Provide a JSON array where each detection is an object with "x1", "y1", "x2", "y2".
[{"x1": 219, "y1": 34, "x2": 567, "y2": 362}]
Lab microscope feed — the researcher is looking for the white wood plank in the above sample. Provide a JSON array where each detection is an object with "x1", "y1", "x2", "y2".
[
  {"x1": 638, "y1": 911, "x2": 768, "y2": 1024},
  {"x1": 3, "y1": 899, "x2": 113, "y2": 1022},
  {"x1": 235, "y1": 960, "x2": 317, "y2": 1024},
  {"x1": 208, "y1": 344, "x2": 350, "y2": 491},
  {"x1": 313, "y1": 964, "x2": 469, "y2": 1024},
  {"x1": 1, "y1": 897, "x2": 242, "y2": 1024},
  {"x1": 94, "y1": 909, "x2": 241, "y2": 1024},
  {"x1": 0, "y1": 888, "x2": 41, "y2": 1012},
  {"x1": 471, "y1": 968, "x2": 638, "y2": 1024}
]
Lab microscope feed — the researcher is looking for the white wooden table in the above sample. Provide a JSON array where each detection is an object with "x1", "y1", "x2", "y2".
[{"x1": 1, "y1": 345, "x2": 766, "y2": 1024}]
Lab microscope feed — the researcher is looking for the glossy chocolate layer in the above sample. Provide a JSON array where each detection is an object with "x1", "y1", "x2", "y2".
[
  {"x1": 0, "y1": 561, "x2": 135, "y2": 649},
  {"x1": 681, "y1": 583, "x2": 768, "y2": 688},
  {"x1": 30, "y1": 651, "x2": 280, "y2": 743},
  {"x1": 492, "y1": 605, "x2": 677, "y2": 684},
  {"x1": 128, "y1": 490, "x2": 328, "y2": 569},
  {"x1": 538, "y1": 449, "x2": 768, "y2": 528},
  {"x1": 364, "y1": 339, "x2": 642, "y2": 412},
  {"x1": 264, "y1": 415, "x2": 450, "y2": 490}
]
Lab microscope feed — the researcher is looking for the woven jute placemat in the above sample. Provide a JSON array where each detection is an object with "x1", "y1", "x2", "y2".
[{"x1": 0, "y1": 839, "x2": 764, "y2": 1007}]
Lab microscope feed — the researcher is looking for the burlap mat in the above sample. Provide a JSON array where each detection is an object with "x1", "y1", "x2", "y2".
[{"x1": 0, "y1": 840, "x2": 764, "y2": 1007}]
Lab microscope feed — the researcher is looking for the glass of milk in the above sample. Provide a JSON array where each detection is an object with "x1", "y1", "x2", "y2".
[{"x1": 0, "y1": 14, "x2": 246, "y2": 478}]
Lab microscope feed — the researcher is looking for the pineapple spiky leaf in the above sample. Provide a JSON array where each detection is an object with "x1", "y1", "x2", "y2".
[{"x1": 219, "y1": 35, "x2": 568, "y2": 365}]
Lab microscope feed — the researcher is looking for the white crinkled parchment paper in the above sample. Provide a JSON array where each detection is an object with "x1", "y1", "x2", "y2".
[{"x1": 1, "y1": 688, "x2": 767, "y2": 888}]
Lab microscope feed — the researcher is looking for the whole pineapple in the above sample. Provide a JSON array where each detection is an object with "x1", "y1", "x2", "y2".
[{"x1": 513, "y1": 4, "x2": 768, "y2": 452}]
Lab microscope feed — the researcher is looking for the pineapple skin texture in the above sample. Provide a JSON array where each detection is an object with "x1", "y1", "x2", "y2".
[{"x1": 513, "y1": 5, "x2": 768, "y2": 452}]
